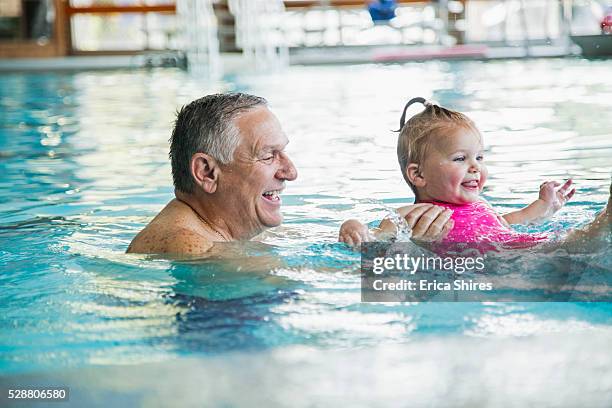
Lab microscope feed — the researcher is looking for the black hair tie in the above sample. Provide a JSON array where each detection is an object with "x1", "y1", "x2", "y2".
[{"x1": 399, "y1": 97, "x2": 427, "y2": 130}]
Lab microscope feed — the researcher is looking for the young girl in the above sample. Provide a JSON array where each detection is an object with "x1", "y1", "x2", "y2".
[{"x1": 339, "y1": 97, "x2": 610, "y2": 249}]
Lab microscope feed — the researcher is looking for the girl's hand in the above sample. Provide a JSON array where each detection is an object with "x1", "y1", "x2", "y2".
[
  {"x1": 538, "y1": 179, "x2": 575, "y2": 216},
  {"x1": 504, "y1": 180, "x2": 575, "y2": 225},
  {"x1": 339, "y1": 219, "x2": 373, "y2": 247}
]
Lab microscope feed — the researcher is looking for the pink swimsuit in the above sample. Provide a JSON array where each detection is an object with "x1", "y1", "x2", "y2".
[{"x1": 423, "y1": 200, "x2": 547, "y2": 249}]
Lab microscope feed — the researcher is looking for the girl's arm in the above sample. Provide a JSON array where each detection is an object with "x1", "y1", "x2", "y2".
[{"x1": 503, "y1": 179, "x2": 575, "y2": 225}]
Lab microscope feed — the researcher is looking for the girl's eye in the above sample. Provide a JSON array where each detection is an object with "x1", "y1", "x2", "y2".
[
  {"x1": 453, "y1": 156, "x2": 465, "y2": 162},
  {"x1": 476, "y1": 155, "x2": 484, "y2": 161}
]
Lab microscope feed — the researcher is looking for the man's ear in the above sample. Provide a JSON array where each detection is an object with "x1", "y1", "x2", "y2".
[
  {"x1": 191, "y1": 153, "x2": 219, "y2": 193},
  {"x1": 406, "y1": 163, "x2": 426, "y2": 187}
]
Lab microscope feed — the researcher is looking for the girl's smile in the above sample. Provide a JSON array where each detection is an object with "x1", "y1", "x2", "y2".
[{"x1": 414, "y1": 128, "x2": 487, "y2": 204}]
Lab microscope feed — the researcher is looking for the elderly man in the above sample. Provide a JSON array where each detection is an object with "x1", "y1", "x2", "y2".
[
  {"x1": 128, "y1": 93, "x2": 452, "y2": 254},
  {"x1": 127, "y1": 93, "x2": 296, "y2": 254}
]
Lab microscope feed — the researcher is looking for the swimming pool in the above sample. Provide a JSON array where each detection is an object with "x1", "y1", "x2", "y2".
[{"x1": 1, "y1": 59, "x2": 611, "y2": 405}]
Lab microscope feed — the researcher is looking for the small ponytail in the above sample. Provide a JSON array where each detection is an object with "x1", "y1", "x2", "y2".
[
  {"x1": 398, "y1": 97, "x2": 430, "y2": 130},
  {"x1": 395, "y1": 97, "x2": 479, "y2": 197}
]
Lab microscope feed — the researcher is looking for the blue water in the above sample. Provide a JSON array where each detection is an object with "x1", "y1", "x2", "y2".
[{"x1": 0, "y1": 59, "x2": 611, "y2": 403}]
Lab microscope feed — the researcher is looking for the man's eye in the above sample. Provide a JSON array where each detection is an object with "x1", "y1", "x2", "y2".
[{"x1": 260, "y1": 155, "x2": 274, "y2": 163}]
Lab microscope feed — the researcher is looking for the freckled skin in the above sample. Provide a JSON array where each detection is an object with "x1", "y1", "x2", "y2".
[{"x1": 127, "y1": 199, "x2": 216, "y2": 254}]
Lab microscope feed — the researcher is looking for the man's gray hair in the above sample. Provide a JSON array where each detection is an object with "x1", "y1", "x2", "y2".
[{"x1": 170, "y1": 93, "x2": 267, "y2": 194}]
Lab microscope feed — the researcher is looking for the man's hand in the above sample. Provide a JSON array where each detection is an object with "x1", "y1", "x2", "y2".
[
  {"x1": 340, "y1": 204, "x2": 454, "y2": 248},
  {"x1": 339, "y1": 219, "x2": 374, "y2": 247},
  {"x1": 396, "y1": 203, "x2": 454, "y2": 242}
]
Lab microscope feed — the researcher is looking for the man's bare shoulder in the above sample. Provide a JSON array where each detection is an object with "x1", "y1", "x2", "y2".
[
  {"x1": 127, "y1": 225, "x2": 213, "y2": 254},
  {"x1": 164, "y1": 228, "x2": 215, "y2": 254},
  {"x1": 127, "y1": 200, "x2": 213, "y2": 255}
]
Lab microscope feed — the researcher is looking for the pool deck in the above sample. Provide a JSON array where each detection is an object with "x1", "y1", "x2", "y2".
[
  {"x1": 0, "y1": 43, "x2": 585, "y2": 73},
  {"x1": 0, "y1": 54, "x2": 172, "y2": 72},
  {"x1": 289, "y1": 42, "x2": 581, "y2": 65}
]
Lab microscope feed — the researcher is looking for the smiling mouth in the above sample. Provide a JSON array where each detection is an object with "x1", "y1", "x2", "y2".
[
  {"x1": 262, "y1": 190, "x2": 282, "y2": 202},
  {"x1": 461, "y1": 180, "x2": 479, "y2": 190}
]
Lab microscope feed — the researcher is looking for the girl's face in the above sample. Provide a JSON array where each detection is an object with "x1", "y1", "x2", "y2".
[{"x1": 416, "y1": 128, "x2": 487, "y2": 204}]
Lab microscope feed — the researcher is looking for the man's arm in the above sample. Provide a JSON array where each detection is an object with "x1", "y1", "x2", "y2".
[{"x1": 561, "y1": 181, "x2": 611, "y2": 252}]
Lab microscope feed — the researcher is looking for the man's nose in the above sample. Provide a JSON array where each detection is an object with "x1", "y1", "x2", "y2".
[{"x1": 276, "y1": 152, "x2": 298, "y2": 181}]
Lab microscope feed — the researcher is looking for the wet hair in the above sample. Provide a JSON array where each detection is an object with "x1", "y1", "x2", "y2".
[
  {"x1": 170, "y1": 93, "x2": 267, "y2": 194},
  {"x1": 396, "y1": 97, "x2": 480, "y2": 198}
]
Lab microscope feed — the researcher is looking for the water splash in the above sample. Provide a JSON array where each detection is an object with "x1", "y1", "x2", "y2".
[
  {"x1": 177, "y1": 0, "x2": 222, "y2": 78},
  {"x1": 228, "y1": 0, "x2": 289, "y2": 72},
  {"x1": 383, "y1": 210, "x2": 413, "y2": 241}
]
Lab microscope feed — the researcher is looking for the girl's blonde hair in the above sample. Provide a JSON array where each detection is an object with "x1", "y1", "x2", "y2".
[{"x1": 396, "y1": 97, "x2": 480, "y2": 197}]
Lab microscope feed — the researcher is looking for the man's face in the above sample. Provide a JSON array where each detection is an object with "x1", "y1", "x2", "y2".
[{"x1": 218, "y1": 107, "x2": 297, "y2": 236}]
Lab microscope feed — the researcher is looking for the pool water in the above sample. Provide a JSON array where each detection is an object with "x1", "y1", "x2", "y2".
[{"x1": 0, "y1": 59, "x2": 611, "y2": 404}]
